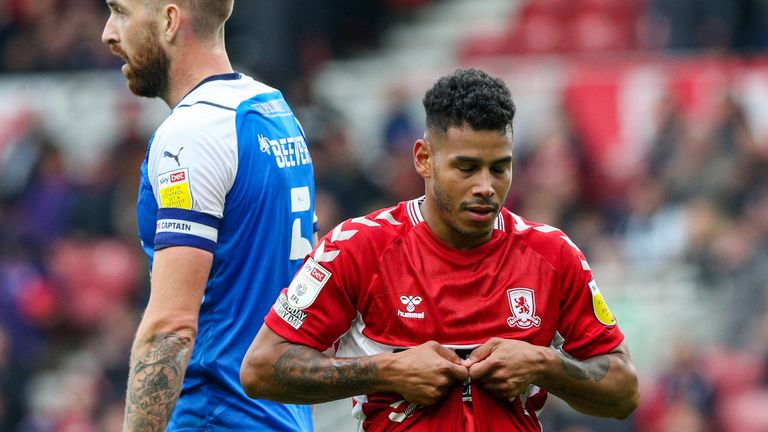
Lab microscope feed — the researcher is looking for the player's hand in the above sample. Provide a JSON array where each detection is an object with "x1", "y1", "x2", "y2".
[
  {"x1": 386, "y1": 341, "x2": 469, "y2": 406},
  {"x1": 464, "y1": 337, "x2": 549, "y2": 400}
]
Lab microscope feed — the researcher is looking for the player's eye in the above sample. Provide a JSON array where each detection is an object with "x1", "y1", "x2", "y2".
[{"x1": 108, "y1": 3, "x2": 124, "y2": 15}]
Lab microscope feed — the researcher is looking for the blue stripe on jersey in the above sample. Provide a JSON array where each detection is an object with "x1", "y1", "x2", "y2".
[
  {"x1": 154, "y1": 208, "x2": 220, "y2": 252},
  {"x1": 137, "y1": 134, "x2": 158, "y2": 266}
]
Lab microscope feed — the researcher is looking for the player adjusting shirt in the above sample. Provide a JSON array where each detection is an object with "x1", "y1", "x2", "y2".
[
  {"x1": 265, "y1": 197, "x2": 624, "y2": 432},
  {"x1": 137, "y1": 72, "x2": 315, "y2": 431}
]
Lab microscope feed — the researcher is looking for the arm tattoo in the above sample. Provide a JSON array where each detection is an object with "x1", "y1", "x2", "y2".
[
  {"x1": 124, "y1": 334, "x2": 192, "y2": 432},
  {"x1": 272, "y1": 345, "x2": 377, "y2": 401},
  {"x1": 547, "y1": 354, "x2": 617, "y2": 408},
  {"x1": 560, "y1": 355, "x2": 610, "y2": 382}
]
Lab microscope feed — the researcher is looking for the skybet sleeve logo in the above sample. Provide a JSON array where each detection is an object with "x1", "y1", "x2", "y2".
[
  {"x1": 287, "y1": 257, "x2": 331, "y2": 309},
  {"x1": 157, "y1": 168, "x2": 192, "y2": 209}
]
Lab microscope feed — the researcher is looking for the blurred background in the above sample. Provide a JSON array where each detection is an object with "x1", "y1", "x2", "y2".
[{"x1": 2, "y1": 0, "x2": 768, "y2": 431}]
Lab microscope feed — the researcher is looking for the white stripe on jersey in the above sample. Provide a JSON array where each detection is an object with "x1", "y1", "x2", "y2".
[
  {"x1": 156, "y1": 218, "x2": 219, "y2": 242},
  {"x1": 406, "y1": 199, "x2": 419, "y2": 226}
]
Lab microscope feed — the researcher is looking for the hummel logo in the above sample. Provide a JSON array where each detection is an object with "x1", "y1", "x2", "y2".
[
  {"x1": 163, "y1": 147, "x2": 184, "y2": 166},
  {"x1": 397, "y1": 295, "x2": 424, "y2": 319},
  {"x1": 399, "y1": 295, "x2": 422, "y2": 312}
]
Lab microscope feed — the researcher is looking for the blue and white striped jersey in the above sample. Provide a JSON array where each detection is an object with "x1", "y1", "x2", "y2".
[{"x1": 136, "y1": 72, "x2": 314, "y2": 431}]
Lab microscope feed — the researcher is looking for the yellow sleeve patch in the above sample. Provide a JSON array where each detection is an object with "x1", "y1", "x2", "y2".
[
  {"x1": 588, "y1": 280, "x2": 616, "y2": 326},
  {"x1": 157, "y1": 169, "x2": 192, "y2": 209}
]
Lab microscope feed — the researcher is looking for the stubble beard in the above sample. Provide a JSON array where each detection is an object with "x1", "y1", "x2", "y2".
[{"x1": 432, "y1": 173, "x2": 490, "y2": 240}]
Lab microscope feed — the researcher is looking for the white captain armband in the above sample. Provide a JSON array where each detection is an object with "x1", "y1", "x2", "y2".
[{"x1": 154, "y1": 208, "x2": 221, "y2": 253}]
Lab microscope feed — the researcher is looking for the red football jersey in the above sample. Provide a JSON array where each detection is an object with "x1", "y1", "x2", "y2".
[{"x1": 265, "y1": 197, "x2": 624, "y2": 431}]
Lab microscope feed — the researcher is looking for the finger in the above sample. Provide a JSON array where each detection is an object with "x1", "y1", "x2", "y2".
[
  {"x1": 432, "y1": 344, "x2": 463, "y2": 364},
  {"x1": 447, "y1": 362, "x2": 469, "y2": 381},
  {"x1": 467, "y1": 339, "x2": 496, "y2": 364},
  {"x1": 468, "y1": 358, "x2": 493, "y2": 380}
]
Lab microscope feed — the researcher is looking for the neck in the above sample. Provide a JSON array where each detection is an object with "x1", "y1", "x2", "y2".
[{"x1": 163, "y1": 42, "x2": 233, "y2": 107}]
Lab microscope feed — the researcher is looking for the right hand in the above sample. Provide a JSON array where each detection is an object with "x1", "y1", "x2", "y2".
[{"x1": 384, "y1": 341, "x2": 469, "y2": 406}]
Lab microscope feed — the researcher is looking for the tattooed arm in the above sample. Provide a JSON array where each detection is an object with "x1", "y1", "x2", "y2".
[
  {"x1": 541, "y1": 342, "x2": 638, "y2": 418},
  {"x1": 466, "y1": 339, "x2": 638, "y2": 419},
  {"x1": 240, "y1": 325, "x2": 469, "y2": 406},
  {"x1": 123, "y1": 246, "x2": 210, "y2": 432}
]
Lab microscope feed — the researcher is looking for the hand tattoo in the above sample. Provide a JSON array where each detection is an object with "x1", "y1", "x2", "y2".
[{"x1": 124, "y1": 334, "x2": 192, "y2": 432}]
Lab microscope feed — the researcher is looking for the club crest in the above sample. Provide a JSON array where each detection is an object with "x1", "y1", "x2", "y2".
[{"x1": 506, "y1": 288, "x2": 541, "y2": 329}]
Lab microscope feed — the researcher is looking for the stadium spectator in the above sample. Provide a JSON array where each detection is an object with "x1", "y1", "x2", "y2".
[
  {"x1": 241, "y1": 69, "x2": 639, "y2": 430},
  {"x1": 101, "y1": 0, "x2": 316, "y2": 430}
]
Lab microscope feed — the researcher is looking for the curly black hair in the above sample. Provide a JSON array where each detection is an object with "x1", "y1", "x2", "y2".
[{"x1": 423, "y1": 69, "x2": 516, "y2": 136}]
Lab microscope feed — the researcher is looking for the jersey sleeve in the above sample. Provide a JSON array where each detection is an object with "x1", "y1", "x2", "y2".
[
  {"x1": 147, "y1": 108, "x2": 238, "y2": 253},
  {"x1": 264, "y1": 219, "x2": 369, "y2": 351},
  {"x1": 556, "y1": 236, "x2": 624, "y2": 360}
]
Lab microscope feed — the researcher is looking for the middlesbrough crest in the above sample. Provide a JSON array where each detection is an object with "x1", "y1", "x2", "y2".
[{"x1": 506, "y1": 288, "x2": 541, "y2": 329}]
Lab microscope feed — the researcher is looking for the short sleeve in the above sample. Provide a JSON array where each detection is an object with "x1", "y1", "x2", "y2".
[
  {"x1": 556, "y1": 237, "x2": 624, "y2": 360},
  {"x1": 265, "y1": 220, "x2": 368, "y2": 351},
  {"x1": 147, "y1": 107, "x2": 238, "y2": 252}
]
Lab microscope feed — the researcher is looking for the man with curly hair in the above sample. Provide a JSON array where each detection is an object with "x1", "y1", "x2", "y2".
[{"x1": 241, "y1": 69, "x2": 639, "y2": 431}]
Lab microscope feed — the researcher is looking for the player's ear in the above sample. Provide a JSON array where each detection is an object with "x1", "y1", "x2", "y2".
[
  {"x1": 162, "y1": 3, "x2": 182, "y2": 43},
  {"x1": 413, "y1": 139, "x2": 433, "y2": 179}
]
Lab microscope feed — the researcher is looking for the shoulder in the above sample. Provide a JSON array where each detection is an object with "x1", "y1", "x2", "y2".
[
  {"x1": 313, "y1": 201, "x2": 414, "y2": 263},
  {"x1": 502, "y1": 209, "x2": 585, "y2": 269},
  {"x1": 179, "y1": 73, "x2": 278, "y2": 112}
]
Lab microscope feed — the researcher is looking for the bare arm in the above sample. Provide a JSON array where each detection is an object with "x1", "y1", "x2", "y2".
[
  {"x1": 466, "y1": 339, "x2": 638, "y2": 419},
  {"x1": 123, "y1": 246, "x2": 211, "y2": 432},
  {"x1": 240, "y1": 325, "x2": 469, "y2": 406},
  {"x1": 539, "y1": 342, "x2": 638, "y2": 418}
]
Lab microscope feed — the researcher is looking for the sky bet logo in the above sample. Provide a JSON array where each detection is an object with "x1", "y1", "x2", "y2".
[
  {"x1": 170, "y1": 171, "x2": 186, "y2": 183},
  {"x1": 305, "y1": 263, "x2": 327, "y2": 283}
]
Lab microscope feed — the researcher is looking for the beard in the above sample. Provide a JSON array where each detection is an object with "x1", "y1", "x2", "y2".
[
  {"x1": 432, "y1": 170, "x2": 500, "y2": 240},
  {"x1": 432, "y1": 174, "x2": 488, "y2": 239},
  {"x1": 111, "y1": 27, "x2": 170, "y2": 98}
]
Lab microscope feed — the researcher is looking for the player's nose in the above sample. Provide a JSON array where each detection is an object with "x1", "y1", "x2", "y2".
[
  {"x1": 472, "y1": 170, "x2": 495, "y2": 198},
  {"x1": 102, "y1": 15, "x2": 119, "y2": 46}
]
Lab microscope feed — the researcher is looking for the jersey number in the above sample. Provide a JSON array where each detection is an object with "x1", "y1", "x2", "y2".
[{"x1": 289, "y1": 186, "x2": 313, "y2": 260}]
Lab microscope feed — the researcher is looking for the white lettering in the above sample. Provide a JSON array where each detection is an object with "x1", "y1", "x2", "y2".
[
  {"x1": 264, "y1": 135, "x2": 312, "y2": 169},
  {"x1": 274, "y1": 295, "x2": 308, "y2": 329},
  {"x1": 397, "y1": 309, "x2": 425, "y2": 319},
  {"x1": 159, "y1": 221, "x2": 192, "y2": 231}
]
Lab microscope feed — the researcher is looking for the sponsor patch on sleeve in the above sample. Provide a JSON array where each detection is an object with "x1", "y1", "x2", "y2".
[
  {"x1": 588, "y1": 279, "x2": 616, "y2": 326},
  {"x1": 286, "y1": 257, "x2": 331, "y2": 309},
  {"x1": 157, "y1": 168, "x2": 192, "y2": 209},
  {"x1": 274, "y1": 292, "x2": 308, "y2": 329}
]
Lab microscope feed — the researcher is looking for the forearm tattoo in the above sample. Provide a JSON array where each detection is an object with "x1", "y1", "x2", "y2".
[
  {"x1": 560, "y1": 355, "x2": 610, "y2": 382},
  {"x1": 124, "y1": 334, "x2": 192, "y2": 432},
  {"x1": 548, "y1": 354, "x2": 617, "y2": 407},
  {"x1": 272, "y1": 345, "x2": 377, "y2": 401}
]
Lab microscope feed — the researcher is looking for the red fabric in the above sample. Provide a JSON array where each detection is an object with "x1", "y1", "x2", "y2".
[{"x1": 265, "y1": 199, "x2": 625, "y2": 430}]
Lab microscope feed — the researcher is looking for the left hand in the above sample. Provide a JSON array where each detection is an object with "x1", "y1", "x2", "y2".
[{"x1": 463, "y1": 337, "x2": 550, "y2": 400}]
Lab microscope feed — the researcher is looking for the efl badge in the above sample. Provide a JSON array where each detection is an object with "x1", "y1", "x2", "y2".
[
  {"x1": 287, "y1": 257, "x2": 331, "y2": 309},
  {"x1": 157, "y1": 168, "x2": 192, "y2": 209},
  {"x1": 588, "y1": 280, "x2": 616, "y2": 326},
  {"x1": 506, "y1": 288, "x2": 541, "y2": 329}
]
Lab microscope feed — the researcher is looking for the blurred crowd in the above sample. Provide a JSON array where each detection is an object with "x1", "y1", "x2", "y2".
[
  {"x1": 2, "y1": 1, "x2": 768, "y2": 431},
  {"x1": 0, "y1": 0, "x2": 430, "y2": 87}
]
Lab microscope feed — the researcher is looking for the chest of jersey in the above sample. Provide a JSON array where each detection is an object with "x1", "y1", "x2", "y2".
[{"x1": 356, "y1": 228, "x2": 560, "y2": 348}]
